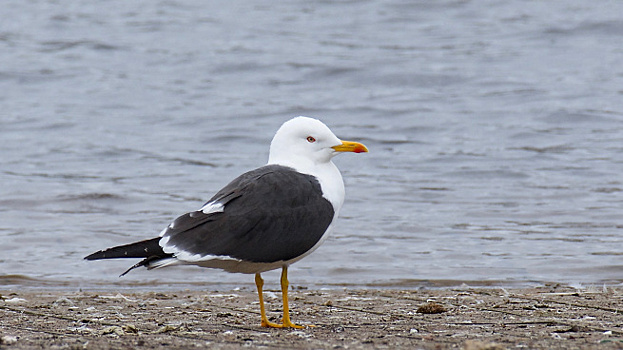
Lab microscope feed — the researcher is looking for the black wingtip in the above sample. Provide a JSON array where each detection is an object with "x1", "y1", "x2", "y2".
[
  {"x1": 84, "y1": 251, "x2": 104, "y2": 260},
  {"x1": 84, "y1": 238, "x2": 172, "y2": 277},
  {"x1": 83, "y1": 237, "x2": 164, "y2": 261}
]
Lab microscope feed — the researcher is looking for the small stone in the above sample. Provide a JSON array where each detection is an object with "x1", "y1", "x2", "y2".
[
  {"x1": 100, "y1": 326, "x2": 124, "y2": 336},
  {"x1": 53, "y1": 297, "x2": 75, "y2": 306},
  {"x1": 122, "y1": 324, "x2": 138, "y2": 334},
  {"x1": 154, "y1": 325, "x2": 179, "y2": 334},
  {"x1": 1, "y1": 335, "x2": 19, "y2": 345},
  {"x1": 4, "y1": 298, "x2": 27, "y2": 304},
  {"x1": 416, "y1": 302, "x2": 447, "y2": 314}
]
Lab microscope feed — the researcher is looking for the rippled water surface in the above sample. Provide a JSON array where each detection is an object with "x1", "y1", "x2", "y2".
[{"x1": 2, "y1": 0, "x2": 623, "y2": 290}]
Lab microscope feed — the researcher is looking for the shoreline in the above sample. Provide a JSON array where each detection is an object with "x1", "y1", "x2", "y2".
[
  {"x1": 1, "y1": 285, "x2": 622, "y2": 349},
  {"x1": 0, "y1": 273, "x2": 583, "y2": 291}
]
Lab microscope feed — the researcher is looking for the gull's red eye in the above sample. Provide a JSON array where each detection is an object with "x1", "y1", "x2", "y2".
[{"x1": 306, "y1": 136, "x2": 316, "y2": 143}]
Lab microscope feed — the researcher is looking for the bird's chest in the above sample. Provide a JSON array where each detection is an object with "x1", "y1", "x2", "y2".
[{"x1": 314, "y1": 164, "x2": 345, "y2": 216}]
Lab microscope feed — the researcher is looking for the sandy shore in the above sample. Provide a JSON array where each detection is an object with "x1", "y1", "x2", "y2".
[{"x1": 1, "y1": 284, "x2": 622, "y2": 349}]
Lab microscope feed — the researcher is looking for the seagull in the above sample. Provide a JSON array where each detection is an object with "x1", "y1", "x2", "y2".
[{"x1": 85, "y1": 116, "x2": 368, "y2": 328}]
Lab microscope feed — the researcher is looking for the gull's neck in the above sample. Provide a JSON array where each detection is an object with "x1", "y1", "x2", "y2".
[{"x1": 267, "y1": 156, "x2": 345, "y2": 214}]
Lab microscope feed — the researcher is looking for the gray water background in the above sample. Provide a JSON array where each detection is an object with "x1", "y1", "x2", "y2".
[{"x1": 2, "y1": 0, "x2": 623, "y2": 290}]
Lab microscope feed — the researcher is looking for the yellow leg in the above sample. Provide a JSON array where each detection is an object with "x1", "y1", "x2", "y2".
[
  {"x1": 279, "y1": 266, "x2": 304, "y2": 328},
  {"x1": 255, "y1": 273, "x2": 282, "y2": 328},
  {"x1": 254, "y1": 268, "x2": 305, "y2": 328}
]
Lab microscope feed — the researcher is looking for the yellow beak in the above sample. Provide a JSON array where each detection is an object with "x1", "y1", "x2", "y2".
[{"x1": 332, "y1": 140, "x2": 369, "y2": 153}]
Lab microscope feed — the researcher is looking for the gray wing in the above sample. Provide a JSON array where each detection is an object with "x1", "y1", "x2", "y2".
[{"x1": 159, "y1": 165, "x2": 335, "y2": 263}]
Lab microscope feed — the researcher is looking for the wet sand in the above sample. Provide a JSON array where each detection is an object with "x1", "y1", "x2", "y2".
[{"x1": 1, "y1": 284, "x2": 622, "y2": 349}]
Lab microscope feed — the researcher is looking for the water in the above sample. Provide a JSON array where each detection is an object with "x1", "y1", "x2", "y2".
[{"x1": 2, "y1": 0, "x2": 623, "y2": 290}]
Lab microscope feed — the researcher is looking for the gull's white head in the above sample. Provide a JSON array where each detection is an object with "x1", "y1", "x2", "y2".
[{"x1": 268, "y1": 116, "x2": 368, "y2": 170}]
